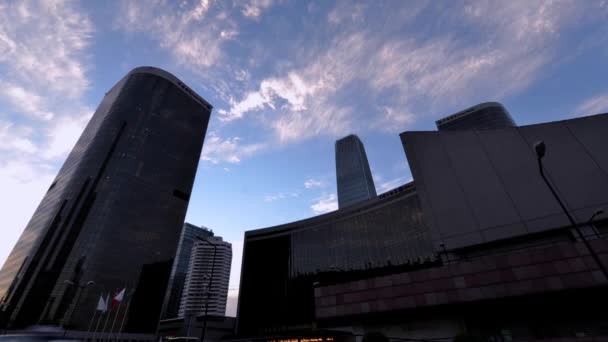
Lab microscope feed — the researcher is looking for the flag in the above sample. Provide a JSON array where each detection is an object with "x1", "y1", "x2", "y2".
[
  {"x1": 111, "y1": 288, "x2": 125, "y2": 310},
  {"x1": 96, "y1": 294, "x2": 108, "y2": 312}
]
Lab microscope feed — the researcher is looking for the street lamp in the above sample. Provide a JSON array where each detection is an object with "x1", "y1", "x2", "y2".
[
  {"x1": 587, "y1": 209, "x2": 604, "y2": 238},
  {"x1": 533, "y1": 140, "x2": 608, "y2": 279},
  {"x1": 195, "y1": 236, "x2": 218, "y2": 342},
  {"x1": 62, "y1": 280, "x2": 96, "y2": 329}
]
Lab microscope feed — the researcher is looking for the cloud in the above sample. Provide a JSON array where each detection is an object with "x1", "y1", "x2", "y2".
[
  {"x1": 0, "y1": 83, "x2": 54, "y2": 120},
  {"x1": 377, "y1": 177, "x2": 409, "y2": 194},
  {"x1": 0, "y1": 121, "x2": 38, "y2": 155},
  {"x1": 0, "y1": 0, "x2": 93, "y2": 267},
  {"x1": 576, "y1": 93, "x2": 608, "y2": 116},
  {"x1": 241, "y1": 0, "x2": 274, "y2": 19},
  {"x1": 264, "y1": 192, "x2": 299, "y2": 202},
  {"x1": 116, "y1": 0, "x2": 238, "y2": 69},
  {"x1": 0, "y1": 0, "x2": 92, "y2": 99},
  {"x1": 201, "y1": 132, "x2": 267, "y2": 164},
  {"x1": 0, "y1": 158, "x2": 56, "y2": 266},
  {"x1": 311, "y1": 193, "x2": 338, "y2": 215},
  {"x1": 220, "y1": 1, "x2": 607, "y2": 144},
  {"x1": 304, "y1": 178, "x2": 324, "y2": 189},
  {"x1": 43, "y1": 110, "x2": 93, "y2": 160}
]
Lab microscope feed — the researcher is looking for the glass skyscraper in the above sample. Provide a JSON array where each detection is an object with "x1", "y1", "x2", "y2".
[
  {"x1": 161, "y1": 223, "x2": 214, "y2": 319},
  {"x1": 335, "y1": 134, "x2": 377, "y2": 209},
  {"x1": 0, "y1": 67, "x2": 212, "y2": 333},
  {"x1": 435, "y1": 102, "x2": 516, "y2": 131}
]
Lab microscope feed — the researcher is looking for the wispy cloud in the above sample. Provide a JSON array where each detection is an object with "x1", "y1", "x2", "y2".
[
  {"x1": 377, "y1": 177, "x2": 410, "y2": 194},
  {"x1": 116, "y1": 0, "x2": 238, "y2": 69},
  {"x1": 0, "y1": 0, "x2": 94, "y2": 266},
  {"x1": 576, "y1": 93, "x2": 608, "y2": 116},
  {"x1": 241, "y1": 0, "x2": 274, "y2": 19},
  {"x1": 0, "y1": 0, "x2": 92, "y2": 98},
  {"x1": 201, "y1": 132, "x2": 267, "y2": 164},
  {"x1": 304, "y1": 178, "x2": 325, "y2": 189},
  {"x1": 311, "y1": 193, "x2": 338, "y2": 215},
  {"x1": 0, "y1": 121, "x2": 37, "y2": 155},
  {"x1": 264, "y1": 191, "x2": 299, "y2": 202},
  {"x1": 220, "y1": 1, "x2": 607, "y2": 144}
]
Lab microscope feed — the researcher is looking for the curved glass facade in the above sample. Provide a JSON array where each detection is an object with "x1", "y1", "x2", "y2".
[
  {"x1": 435, "y1": 102, "x2": 516, "y2": 131},
  {"x1": 0, "y1": 67, "x2": 212, "y2": 333},
  {"x1": 237, "y1": 186, "x2": 434, "y2": 334}
]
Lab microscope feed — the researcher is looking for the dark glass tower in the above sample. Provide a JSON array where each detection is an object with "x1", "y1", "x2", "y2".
[
  {"x1": 0, "y1": 67, "x2": 212, "y2": 333},
  {"x1": 435, "y1": 102, "x2": 516, "y2": 131},
  {"x1": 335, "y1": 134, "x2": 377, "y2": 209},
  {"x1": 161, "y1": 223, "x2": 213, "y2": 319}
]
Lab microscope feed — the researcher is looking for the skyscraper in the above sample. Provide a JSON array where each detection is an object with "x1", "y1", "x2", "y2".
[
  {"x1": 435, "y1": 102, "x2": 516, "y2": 131},
  {"x1": 335, "y1": 134, "x2": 377, "y2": 209},
  {"x1": 162, "y1": 223, "x2": 214, "y2": 319},
  {"x1": 0, "y1": 67, "x2": 212, "y2": 333},
  {"x1": 179, "y1": 236, "x2": 232, "y2": 318}
]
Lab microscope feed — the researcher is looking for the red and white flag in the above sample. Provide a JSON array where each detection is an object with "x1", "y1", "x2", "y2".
[{"x1": 111, "y1": 288, "x2": 126, "y2": 309}]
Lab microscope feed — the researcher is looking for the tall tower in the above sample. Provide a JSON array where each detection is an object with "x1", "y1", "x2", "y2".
[
  {"x1": 162, "y1": 223, "x2": 214, "y2": 319},
  {"x1": 335, "y1": 134, "x2": 377, "y2": 209},
  {"x1": 0, "y1": 67, "x2": 212, "y2": 333},
  {"x1": 179, "y1": 237, "x2": 232, "y2": 318},
  {"x1": 435, "y1": 102, "x2": 516, "y2": 131}
]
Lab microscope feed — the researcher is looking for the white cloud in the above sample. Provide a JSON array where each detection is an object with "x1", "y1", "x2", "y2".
[
  {"x1": 0, "y1": 83, "x2": 54, "y2": 120},
  {"x1": 43, "y1": 110, "x2": 93, "y2": 160},
  {"x1": 241, "y1": 0, "x2": 274, "y2": 18},
  {"x1": 0, "y1": 0, "x2": 92, "y2": 98},
  {"x1": 0, "y1": 158, "x2": 55, "y2": 267},
  {"x1": 222, "y1": 1, "x2": 607, "y2": 144},
  {"x1": 304, "y1": 178, "x2": 324, "y2": 189},
  {"x1": 201, "y1": 132, "x2": 267, "y2": 164},
  {"x1": 311, "y1": 193, "x2": 338, "y2": 215},
  {"x1": 117, "y1": 0, "x2": 238, "y2": 69},
  {"x1": 377, "y1": 177, "x2": 409, "y2": 193},
  {"x1": 0, "y1": 121, "x2": 38, "y2": 154},
  {"x1": 576, "y1": 93, "x2": 608, "y2": 116},
  {"x1": 264, "y1": 192, "x2": 299, "y2": 202}
]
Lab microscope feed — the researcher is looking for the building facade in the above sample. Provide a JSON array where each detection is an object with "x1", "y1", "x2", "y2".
[
  {"x1": 237, "y1": 112, "x2": 608, "y2": 341},
  {"x1": 435, "y1": 102, "x2": 516, "y2": 131},
  {"x1": 162, "y1": 223, "x2": 214, "y2": 319},
  {"x1": 237, "y1": 184, "x2": 433, "y2": 335},
  {"x1": 335, "y1": 135, "x2": 377, "y2": 209},
  {"x1": 0, "y1": 67, "x2": 212, "y2": 333},
  {"x1": 179, "y1": 237, "x2": 232, "y2": 318}
]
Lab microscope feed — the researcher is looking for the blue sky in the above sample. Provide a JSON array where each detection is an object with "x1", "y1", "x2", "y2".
[{"x1": 1, "y1": 0, "x2": 608, "y2": 316}]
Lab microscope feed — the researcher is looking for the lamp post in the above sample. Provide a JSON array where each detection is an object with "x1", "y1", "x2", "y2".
[
  {"x1": 195, "y1": 237, "x2": 218, "y2": 342},
  {"x1": 533, "y1": 141, "x2": 608, "y2": 280},
  {"x1": 62, "y1": 280, "x2": 95, "y2": 329},
  {"x1": 587, "y1": 209, "x2": 604, "y2": 238}
]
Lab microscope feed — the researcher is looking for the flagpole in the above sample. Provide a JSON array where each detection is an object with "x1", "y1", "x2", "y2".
[
  {"x1": 86, "y1": 310, "x2": 98, "y2": 339},
  {"x1": 108, "y1": 287, "x2": 126, "y2": 342},
  {"x1": 116, "y1": 290, "x2": 133, "y2": 342},
  {"x1": 107, "y1": 301, "x2": 122, "y2": 341},
  {"x1": 101, "y1": 291, "x2": 114, "y2": 341},
  {"x1": 92, "y1": 292, "x2": 107, "y2": 342},
  {"x1": 92, "y1": 311, "x2": 104, "y2": 342}
]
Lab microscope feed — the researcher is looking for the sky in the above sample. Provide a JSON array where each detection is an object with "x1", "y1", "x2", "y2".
[{"x1": 1, "y1": 0, "x2": 608, "y2": 317}]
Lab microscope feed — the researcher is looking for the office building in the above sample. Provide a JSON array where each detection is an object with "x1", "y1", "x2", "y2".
[
  {"x1": 179, "y1": 236, "x2": 231, "y2": 318},
  {"x1": 237, "y1": 183, "x2": 433, "y2": 334},
  {"x1": 335, "y1": 134, "x2": 377, "y2": 208},
  {"x1": 435, "y1": 102, "x2": 516, "y2": 131},
  {"x1": 237, "y1": 112, "x2": 608, "y2": 341},
  {"x1": 162, "y1": 223, "x2": 214, "y2": 319},
  {"x1": 0, "y1": 67, "x2": 212, "y2": 333}
]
